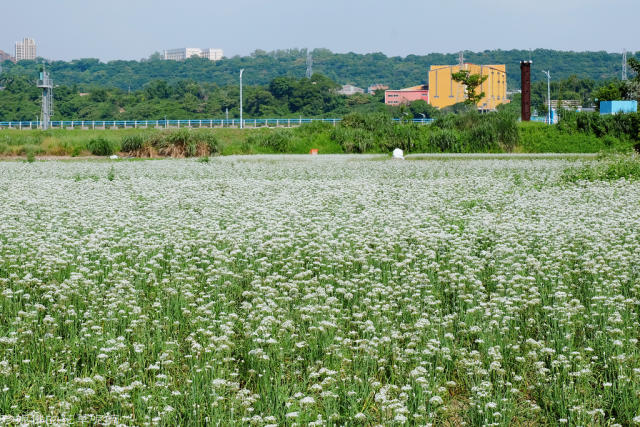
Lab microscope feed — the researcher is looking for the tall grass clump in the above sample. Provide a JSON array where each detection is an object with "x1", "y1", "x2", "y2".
[
  {"x1": 121, "y1": 135, "x2": 146, "y2": 152},
  {"x1": 427, "y1": 128, "x2": 463, "y2": 152},
  {"x1": 327, "y1": 109, "x2": 520, "y2": 154},
  {"x1": 330, "y1": 126, "x2": 375, "y2": 153},
  {"x1": 120, "y1": 129, "x2": 220, "y2": 157},
  {"x1": 330, "y1": 112, "x2": 424, "y2": 153},
  {"x1": 431, "y1": 110, "x2": 518, "y2": 152},
  {"x1": 19, "y1": 144, "x2": 46, "y2": 157},
  {"x1": 196, "y1": 132, "x2": 220, "y2": 155},
  {"x1": 247, "y1": 129, "x2": 294, "y2": 153},
  {"x1": 87, "y1": 136, "x2": 117, "y2": 156}
]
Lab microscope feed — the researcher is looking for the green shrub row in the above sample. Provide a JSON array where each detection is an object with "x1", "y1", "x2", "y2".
[
  {"x1": 558, "y1": 111, "x2": 640, "y2": 141},
  {"x1": 326, "y1": 111, "x2": 519, "y2": 154},
  {"x1": 2, "y1": 111, "x2": 637, "y2": 157}
]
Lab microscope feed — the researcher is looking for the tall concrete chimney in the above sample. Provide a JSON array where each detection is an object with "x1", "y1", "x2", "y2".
[{"x1": 520, "y1": 61, "x2": 532, "y2": 121}]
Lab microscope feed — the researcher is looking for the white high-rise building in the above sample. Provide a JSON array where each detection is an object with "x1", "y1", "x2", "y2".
[
  {"x1": 163, "y1": 47, "x2": 223, "y2": 61},
  {"x1": 201, "y1": 48, "x2": 223, "y2": 61},
  {"x1": 15, "y1": 38, "x2": 36, "y2": 61},
  {"x1": 163, "y1": 48, "x2": 202, "y2": 61}
]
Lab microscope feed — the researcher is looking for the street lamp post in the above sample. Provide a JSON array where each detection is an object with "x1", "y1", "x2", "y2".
[
  {"x1": 542, "y1": 70, "x2": 551, "y2": 124},
  {"x1": 239, "y1": 69, "x2": 244, "y2": 129}
]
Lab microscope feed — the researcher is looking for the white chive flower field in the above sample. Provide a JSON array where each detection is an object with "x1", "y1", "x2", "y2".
[{"x1": 1, "y1": 155, "x2": 640, "y2": 425}]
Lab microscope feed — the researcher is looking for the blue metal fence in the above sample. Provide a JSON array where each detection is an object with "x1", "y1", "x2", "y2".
[
  {"x1": 0, "y1": 117, "x2": 434, "y2": 129},
  {"x1": 530, "y1": 116, "x2": 552, "y2": 124}
]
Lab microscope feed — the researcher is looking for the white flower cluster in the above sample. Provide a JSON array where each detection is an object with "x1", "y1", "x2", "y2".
[{"x1": 0, "y1": 156, "x2": 639, "y2": 425}]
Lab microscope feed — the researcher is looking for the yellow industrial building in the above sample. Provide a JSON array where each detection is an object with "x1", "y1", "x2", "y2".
[{"x1": 428, "y1": 63, "x2": 508, "y2": 110}]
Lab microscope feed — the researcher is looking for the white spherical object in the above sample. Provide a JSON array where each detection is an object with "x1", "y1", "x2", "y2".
[{"x1": 392, "y1": 148, "x2": 404, "y2": 159}]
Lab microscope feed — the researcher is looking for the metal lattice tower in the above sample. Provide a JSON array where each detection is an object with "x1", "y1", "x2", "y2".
[
  {"x1": 458, "y1": 51, "x2": 464, "y2": 68},
  {"x1": 306, "y1": 51, "x2": 313, "y2": 78},
  {"x1": 37, "y1": 64, "x2": 53, "y2": 130},
  {"x1": 622, "y1": 49, "x2": 628, "y2": 81}
]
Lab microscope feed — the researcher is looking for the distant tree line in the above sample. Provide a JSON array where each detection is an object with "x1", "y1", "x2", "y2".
[
  {"x1": 1, "y1": 53, "x2": 638, "y2": 122},
  {"x1": 0, "y1": 48, "x2": 637, "y2": 92},
  {"x1": 0, "y1": 72, "x2": 434, "y2": 121}
]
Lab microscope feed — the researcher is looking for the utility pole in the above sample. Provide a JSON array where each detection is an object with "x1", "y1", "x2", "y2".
[
  {"x1": 239, "y1": 69, "x2": 244, "y2": 129},
  {"x1": 542, "y1": 70, "x2": 551, "y2": 125}
]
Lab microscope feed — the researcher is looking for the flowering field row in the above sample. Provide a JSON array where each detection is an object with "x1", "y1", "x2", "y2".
[{"x1": 1, "y1": 156, "x2": 639, "y2": 425}]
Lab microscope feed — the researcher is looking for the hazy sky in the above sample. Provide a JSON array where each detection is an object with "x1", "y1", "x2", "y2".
[{"x1": 1, "y1": 0, "x2": 638, "y2": 61}]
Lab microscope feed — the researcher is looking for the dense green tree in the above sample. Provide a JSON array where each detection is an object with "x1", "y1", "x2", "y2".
[
  {"x1": 625, "y1": 58, "x2": 640, "y2": 101},
  {"x1": 245, "y1": 88, "x2": 277, "y2": 116},
  {"x1": 145, "y1": 80, "x2": 172, "y2": 99},
  {"x1": 269, "y1": 77, "x2": 294, "y2": 99},
  {"x1": 89, "y1": 88, "x2": 108, "y2": 103},
  {"x1": 593, "y1": 82, "x2": 623, "y2": 102},
  {"x1": 629, "y1": 57, "x2": 640, "y2": 77},
  {"x1": 408, "y1": 100, "x2": 439, "y2": 118}
]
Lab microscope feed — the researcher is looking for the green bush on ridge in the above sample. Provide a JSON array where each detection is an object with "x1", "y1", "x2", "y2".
[{"x1": 87, "y1": 137, "x2": 117, "y2": 156}]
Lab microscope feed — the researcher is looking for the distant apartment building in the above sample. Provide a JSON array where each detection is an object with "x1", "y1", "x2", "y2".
[
  {"x1": 429, "y1": 63, "x2": 507, "y2": 110},
  {"x1": 338, "y1": 84, "x2": 365, "y2": 96},
  {"x1": 385, "y1": 85, "x2": 429, "y2": 105},
  {"x1": 0, "y1": 49, "x2": 15, "y2": 63},
  {"x1": 368, "y1": 84, "x2": 388, "y2": 94},
  {"x1": 163, "y1": 47, "x2": 223, "y2": 61},
  {"x1": 15, "y1": 38, "x2": 36, "y2": 61}
]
